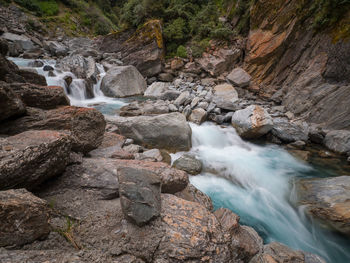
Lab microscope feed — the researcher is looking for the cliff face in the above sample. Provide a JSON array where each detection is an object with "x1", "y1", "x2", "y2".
[{"x1": 244, "y1": 0, "x2": 350, "y2": 130}]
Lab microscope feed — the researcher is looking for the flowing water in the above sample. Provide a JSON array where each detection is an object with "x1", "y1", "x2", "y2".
[
  {"x1": 172, "y1": 123, "x2": 350, "y2": 263},
  {"x1": 9, "y1": 57, "x2": 350, "y2": 263}
]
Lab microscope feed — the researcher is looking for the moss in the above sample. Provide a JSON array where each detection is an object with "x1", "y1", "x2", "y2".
[{"x1": 176, "y1": 45, "x2": 187, "y2": 58}]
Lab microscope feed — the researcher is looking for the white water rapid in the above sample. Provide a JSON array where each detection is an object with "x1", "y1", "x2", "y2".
[{"x1": 172, "y1": 123, "x2": 350, "y2": 263}]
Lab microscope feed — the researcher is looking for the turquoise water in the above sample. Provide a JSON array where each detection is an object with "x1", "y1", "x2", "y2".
[{"x1": 186, "y1": 123, "x2": 350, "y2": 263}]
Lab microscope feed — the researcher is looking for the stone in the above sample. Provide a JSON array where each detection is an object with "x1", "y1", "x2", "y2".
[
  {"x1": 118, "y1": 167, "x2": 161, "y2": 226},
  {"x1": 212, "y1": 84, "x2": 239, "y2": 110},
  {"x1": 170, "y1": 58, "x2": 184, "y2": 70},
  {"x1": 173, "y1": 154, "x2": 203, "y2": 175},
  {"x1": 0, "y1": 189, "x2": 50, "y2": 247},
  {"x1": 227, "y1": 67, "x2": 252, "y2": 88},
  {"x1": 0, "y1": 106, "x2": 106, "y2": 154},
  {"x1": 16, "y1": 68, "x2": 47, "y2": 86},
  {"x1": 214, "y1": 208, "x2": 240, "y2": 232},
  {"x1": 0, "y1": 130, "x2": 71, "y2": 190},
  {"x1": 272, "y1": 120, "x2": 309, "y2": 143},
  {"x1": 28, "y1": 60, "x2": 44, "y2": 67},
  {"x1": 142, "y1": 149, "x2": 163, "y2": 162},
  {"x1": 168, "y1": 104, "x2": 178, "y2": 112},
  {"x1": 0, "y1": 82, "x2": 26, "y2": 122},
  {"x1": 2, "y1": 32, "x2": 35, "y2": 52},
  {"x1": 110, "y1": 113, "x2": 192, "y2": 152},
  {"x1": 174, "y1": 91, "x2": 190, "y2": 106},
  {"x1": 101, "y1": 66, "x2": 147, "y2": 98},
  {"x1": 43, "y1": 65, "x2": 54, "y2": 71},
  {"x1": 9, "y1": 83, "x2": 70, "y2": 109},
  {"x1": 175, "y1": 184, "x2": 214, "y2": 212},
  {"x1": 99, "y1": 20, "x2": 164, "y2": 77},
  {"x1": 231, "y1": 105, "x2": 273, "y2": 139},
  {"x1": 123, "y1": 144, "x2": 143, "y2": 153},
  {"x1": 189, "y1": 108, "x2": 207, "y2": 125},
  {"x1": 46, "y1": 41, "x2": 69, "y2": 57},
  {"x1": 144, "y1": 82, "x2": 171, "y2": 98},
  {"x1": 190, "y1": 97, "x2": 201, "y2": 108},
  {"x1": 324, "y1": 130, "x2": 350, "y2": 154},
  {"x1": 158, "y1": 72, "x2": 174, "y2": 82},
  {"x1": 296, "y1": 176, "x2": 350, "y2": 236}
]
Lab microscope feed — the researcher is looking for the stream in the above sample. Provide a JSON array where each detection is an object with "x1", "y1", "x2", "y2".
[{"x1": 10, "y1": 57, "x2": 350, "y2": 263}]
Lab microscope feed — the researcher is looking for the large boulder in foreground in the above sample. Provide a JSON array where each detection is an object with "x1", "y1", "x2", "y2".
[
  {"x1": 231, "y1": 105, "x2": 273, "y2": 139},
  {"x1": 0, "y1": 189, "x2": 50, "y2": 247},
  {"x1": 296, "y1": 176, "x2": 350, "y2": 236},
  {"x1": 324, "y1": 130, "x2": 350, "y2": 154},
  {"x1": 110, "y1": 113, "x2": 192, "y2": 152},
  {"x1": 0, "y1": 106, "x2": 106, "y2": 154},
  {"x1": 118, "y1": 167, "x2": 161, "y2": 226},
  {"x1": 9, "y1": 83, "x2": 70, "y2": 109},
  {"x1": 99, "y1": 20, "x2": 164, "y2": 77},
  {"x1": 0, "y1": 130, "x2": 71, "y2": 190},
  {"x1": 101, "y1": 65, "x2": 147, "y2": 98},
  {"x1": 212, "y1": 84, "x2": 239, "y2": 110},
  {"x1": 0, "y1": 81, "x2": 26, "y2": 122}
]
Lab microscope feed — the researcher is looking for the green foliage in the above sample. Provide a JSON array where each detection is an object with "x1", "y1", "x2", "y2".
[
  {"x1": 164, "y1": 18, "x2": 187, "y2": 42},
  {"x1": 190, "y1": 38, "x2": 210, "y2": 57},
  {"x1": 14, "y1": 0, "x2": 59, "y2": 16},
  {"x1": 176, "y1": 45, "x2": 187, "y2": 58}
]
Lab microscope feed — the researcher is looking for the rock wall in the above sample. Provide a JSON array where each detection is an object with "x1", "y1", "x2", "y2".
[{"x1": 244, "y1": 0, "x2": 350, "y2": 130}]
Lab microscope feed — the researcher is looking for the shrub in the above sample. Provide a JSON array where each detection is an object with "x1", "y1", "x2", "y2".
[{"x1": 176, "y1": 45, "x2": 187, "y2": 58}]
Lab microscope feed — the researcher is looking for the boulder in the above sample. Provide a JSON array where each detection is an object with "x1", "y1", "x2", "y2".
[
  {"x1": 9, "y1": 83, "x2": 70, "y2": 109},
  {"x1": 99, "y1": 20, "x2": 164, "y2": 77},
  {"x1": 324, "y1": 130, "x2": 350, "y2": 154},
  {"x1": 0, "y1": 82, "x2": 26, "y2": 122},
  {"x1": 46, "y1": 41, "x2": 69, "y2": 57},
  {"x1": 158, "y1": 72, "x2": 174, "y2": 82},
  {"x1": 272, "y1": 120, "x2": 309, "y2": 143},
  {"x1": 173, "y1": 154, "x2": 203, "y2": 175},
  {"x1": 175, "y1": 184, "x2": 214, "y2": 211},
  {"x1": 171, "y1": 58, "x2": 184, "y2": 70},
  {"x1": 101, "y1": 66, "x2": 147, "y2": 98},
  {"x1": 0, "y1": 189, "x2": 50, "y2": 247},
  {"x1": 296, "y1": 176, "x2": 350, "y2": 236},
  {"x1": 120, "y1": 100, "x2": 169, "y2": 116},
  {"x1": 118, "y1": 167, "x2": 161, "y2": 226},
  {"x1": 227, "y1": 67, "x2": 252, "y2": 88},
  {"x1": 231, "y1": 105, "x2": 273, "y2": 139},
  {"x1": 189, "y1": 108, "x2": 207, "y2": 125},
  {"x1": 109, "y1": 113, "x2": 192, "y2": 152},
  {"x1": 16, "y1": 68, "x2": 47, "y2": 86},
  {"x1": 0, "y1": 106, "x2": 106, "y2": 154},
  {"x1": 144, "y1": 82, "x2": 171, "y2": 98},
  {"x1": 212, "y1": 84, "x2": 239, "y2": 110},
  {"x1": 0, "y1": 130, "x2": 71, "y2": 190},
  {"x1": 2, "y1": 32, "x2": 35, "y2": 52},
  {"x1": 174, "y1": 91, "x2": 190, "y2": 106}
]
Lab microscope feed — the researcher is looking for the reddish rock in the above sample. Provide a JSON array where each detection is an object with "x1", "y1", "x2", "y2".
[{"x1": 0, "y1": 81, "x2": 26, "y2": 122}]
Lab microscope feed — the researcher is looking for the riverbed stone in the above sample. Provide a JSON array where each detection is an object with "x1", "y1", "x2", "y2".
[
  {"x1": 175, "y1": 184, "x2": 214, "y2": 212},
  {"x1": 189, "y1": 108, "x2": 207, "y2": 125},
  {"x1": 272, "y1": 120, "x2": 309, "y2": 143},
  {"x1": 173, "y1": 154, "x2": 203, "y2": 175},
  {"x1": 227, "y1": 67, "x2": 252, "y2": 88},
  {"x1": 231, "y1": 105, "x2": 273, "y2": 139},
  {"x1": 101, "y1": 65, "x2": 147, "y2": 98},
  {"x1": 324, "y1": 130, "x2": 350, "y2": 154},
  {"x1": 109, "y1": 113, "x2": 191, "y2": 152},
  {"x1": 118, "y1": 167, "x2": 161, "y2": 226},
  {"x1": 0, "y1": 81, "x2": 26, "y2": 122},
  {"x1": 0, "y1": 130, "x2": 71, "y2": 190},
  {"x1": 144, "y1": 82, "x2": 171, "y2": 98},
  {"x1": 0, "y1": 189, "x2": 50, "y2": 247},
  {"x1": 174, "y1": 91, "x2": 190, "y2": 106},
  {"x1": 296, "y1": 176, "x2": 350, "y2": 236},
  {"x1": 212, "y1": 84, "x2": 239, "y2": 110}
]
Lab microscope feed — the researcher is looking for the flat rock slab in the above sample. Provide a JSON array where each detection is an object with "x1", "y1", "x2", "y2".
[
  {"x1": 118, "y1": 166, "x2": 161, "y2": 226},
  {"x1": 110, "y1": 112, "x2": 192, "y2": 152},
  {"x1": 0, "y1": 189, "x2": 50, "y2": 247},
  {"x1": 0, "y1": 130, "x2": 71, "y2": 190},
  {"x1": 296, "y1": 176, "x2": 350, "y2": 236}
]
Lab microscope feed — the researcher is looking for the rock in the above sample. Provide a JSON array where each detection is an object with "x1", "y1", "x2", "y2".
[
  {"x1": 231, "y1": 105, "x2": 273, "y2": 139},
  {"x1": 120, "y1": 100, "x2": 169, "y2": 116},
  {"x1": 99, "y1": 20, "x2": 164, "y2": 77},
  {"x1": 0, "y1": 189, "x2": 50, "y2": 247},
  {"x1": 0, "y1": 106, "x2": 106, "y2": 154},
  {"x1": 324, "y1": 130, "x2": 350, "y2": 154},
  {"x1": 296, "y1": 176, "x2": 350, "y2": 236},
  {"x1": 223, "y1": 111, "x2": 234, "y2": 123},
  {"x1": 144, "y1": 82, "x2": 171, "y2": 98},
  {"x1": 182, "y1": 105, "x2": 192, "y2": 118},
  {"x1": 168, "y1": 103, "x2": 178, "y2": 112},
  {"x1": 0, "y1": 81, "x2": 26, "y2": 122},
  {"x1": 43, "y1": 65, "x2": 54, "y2": 71},
  {"x1": 123, "y1": 144, "x2": 143, "y2": 153},
  {"x1": 309, "y1": 126, "x2": 325, "y2": 144},
  {"x1": 101, "y1": 66, "x2": 147, "y2": 98},
  {"x1": 110, "y1": 113, "x2": 192, "y2": 152},
  {"x1": 288, "y1": 140, "x2": 306, "y2": 150},
  {"x1": 16, "y1": 68, "x2": 47, "y2": 86},
  {"x1": 142, "y1": 149, "x2": 163, "y2": 162},
  {"x1": 118, "y1": 167, "x2": 161, "y2": 226},
  {"x1": 212, "y1": 84, "x2": 239, "y2": 110},
  {"x1": 227, "y1": 67, "x2": 252, "y2": 88},
  {"x1": 190, "y1": 97, "x2": 201, "y2": 108},
  {"x1": 174, "y1": 91, "x2": 190, "y2": 106},
  {"x1": 9, "y1": 83, "x2": 70, "y2": 109},
  {"x1": 0, "y1": 38, "x2": 8, "y2": 56},
  {"x1": 189, "y1": 108, "x2": 207, "y2": 125},
  {"x1": 0, "y1": 130, "x2": 71, "y2": 190},
  {"x1": 171, "y1": 58, "x2": 184, "y2": 70},
  {"x1": 158, "y1": 72, "x2": 174, "y2": 82},
  {"x1": 173, "y1": 154, "x2": 203, "y2": 175},
  {"x1": 2, "y1": 32, "x2": 35, "y2": 52},
  {"x1": 175, "y1": 184, "x2": 214, "y2": 211},
  {"x1": 46, "y1": 41, "x2": 69, "y2": 57},
  {"x1": 250, "y1": 242, "x2": 305, "y2": 263},
  {"x1": 214, "y1": 208, "x2": 240, "y2": 232},
  {"x1": 28, "y1": 60, "x2": 44, "y2": 67},
  {"x1": 153, "y1": 194, "x2": 231, "y2": 262},
  {"x1": 272, "y1": 120, "x2": 309, "y2": 143}
]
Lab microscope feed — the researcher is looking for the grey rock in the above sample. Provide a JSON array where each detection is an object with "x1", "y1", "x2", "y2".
[
  {"x1": 227, "y1": 67, "x2": 252, "y2": 88},
  {"x1": 231, "y1": 105, "x2": 273, "y2": 139},
  {"x1": 175, "y1": 184, "x2": 213, "y2": 211},
  {"x1": 118, "y1": 167, "x2": 161, "y2": 226},
  {"x1": 212, "y1": 84, "x2": 239, "y2": 110},
  {"x1": 101, "y1": 66, "x2": 147, "y2": 98},
  {"x1": 144, "y1": 82, "x2": 171, "y2": 98},
  {"x1": 174, "y1": 91, "x2": 190, "y2": 106},
  {"x1": 189, "y1": 108, "x2": 207, "y2": 125},
  {"x1": 43, "y1": 65, "x2": 54, "y2": 71},
  {"x1": 0, "y1": 130, "x2": 71, "y2": 190},
  {"x1": 182, "y1": 105, "x2": 192, "y2": 118},
  {"x1": 272, "y1": 120, "x2": 309, "y2": 143},
  {"x1": 46, "y1": 41, "x2": 68, "y2": 57},
  {"x1": 0, "y1": 189, "x2": 50, "y2": 247},
  {"x1": 142, "y1": 149, "x2": 163, "y2": 162},
  {"x1": 168, "y1": 104, "x2": 178, "y2": 112},
  {"x1": 123, "y1": 144, "x2": 143, "y2": 153},
  {"x1": 173, "y1": 154, "x2": 202, "y2": 175},
  {"x1": 324, "y1": 130, "x2": 350, "y2": 154},
  {"x1": 2, "y1": 32, "x2": 35, "y2": 52}
]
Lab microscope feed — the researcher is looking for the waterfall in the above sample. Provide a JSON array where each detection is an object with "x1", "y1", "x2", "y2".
[{"x1": 174, "y1": 123, "x2": 350, "y2": 263}]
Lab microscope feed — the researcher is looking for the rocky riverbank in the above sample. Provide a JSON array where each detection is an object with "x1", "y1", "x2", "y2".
[{"x1": 1, "y1": 2, "x2": 350, "y2": 262}]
